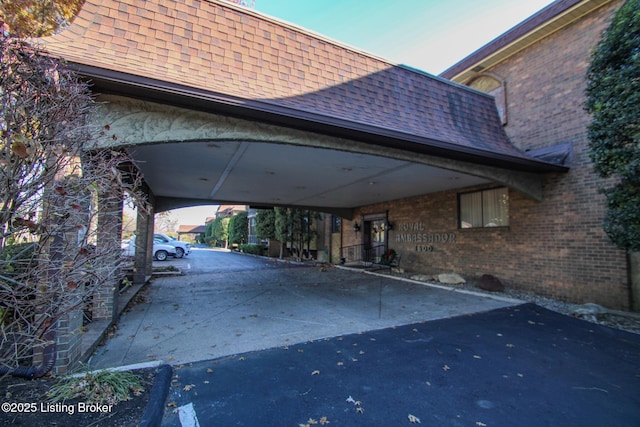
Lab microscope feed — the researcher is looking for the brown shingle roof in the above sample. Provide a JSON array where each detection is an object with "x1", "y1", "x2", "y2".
[
  {"x1": 40, "y1": 0, "x2": 559, "y2": 169},
  {"x1": 177, "y1": 224, "x2": 206, "y2": 234}
]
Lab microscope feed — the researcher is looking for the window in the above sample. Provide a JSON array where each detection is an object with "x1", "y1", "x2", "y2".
[
  {"x1": 468, "y1": 74, "x2": 507, "y2": 125},
  {"x1": 459, "y1": 187, "x2": 509, "y2": 228},
  {"x1": 331, "y1": 216, "x2": 342, "y2": 233}
]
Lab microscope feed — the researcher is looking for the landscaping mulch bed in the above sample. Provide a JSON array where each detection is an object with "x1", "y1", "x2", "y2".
[{"x1": 0, "y1": 367, "x2": 155, "y2": 426}]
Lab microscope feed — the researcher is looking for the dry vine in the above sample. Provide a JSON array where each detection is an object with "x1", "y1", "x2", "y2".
[{"x1": 0, "y1": 34, "x2": 146, "y2": 375}]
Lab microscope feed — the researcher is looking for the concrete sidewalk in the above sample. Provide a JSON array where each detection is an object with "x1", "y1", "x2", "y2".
[{"x1": 88, "y1": 263, "x2": 519, "y2": 369}]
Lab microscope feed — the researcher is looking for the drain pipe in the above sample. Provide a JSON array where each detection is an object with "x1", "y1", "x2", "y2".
[{"x1": 0, "y1": 323, "x2": 57, "y2": 379}]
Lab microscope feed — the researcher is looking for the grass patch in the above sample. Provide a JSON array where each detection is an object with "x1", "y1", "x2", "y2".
[{"x1": 48, "y1": 368, "x2": 143, "y2": 405}]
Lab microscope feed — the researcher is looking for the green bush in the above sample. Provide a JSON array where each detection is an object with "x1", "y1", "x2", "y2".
[
  {"x1": 0, "y1": 242, "x2": 37, "y2": 277},
  {"x1": 238, "y1": 244, "x2": 265, "y2": 256},
  {"x1": 585, "y1": 0, "x2": 640, "y2": 252}
]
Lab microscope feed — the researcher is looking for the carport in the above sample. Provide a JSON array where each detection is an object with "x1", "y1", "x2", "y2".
[
  {"x1": 37, "y1": 0, "x2": 567, "y2": 369},
  {"x1": 40, "y1": 0, "x2": 565, "y2": 213}
]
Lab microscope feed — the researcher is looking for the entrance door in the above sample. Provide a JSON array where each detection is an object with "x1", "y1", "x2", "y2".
[{"x1": 363, "y1": 217, "x2": 387, "y2": 262}]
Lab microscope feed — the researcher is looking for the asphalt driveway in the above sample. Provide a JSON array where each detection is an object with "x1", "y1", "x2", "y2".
[{"x1": 161, "y1": 303, "x2": 640, "y2": 426}]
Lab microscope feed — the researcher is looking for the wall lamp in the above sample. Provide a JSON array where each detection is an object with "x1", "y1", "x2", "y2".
[{"x1": 353, "y1": 222, "x2": 361, "y2": 234}]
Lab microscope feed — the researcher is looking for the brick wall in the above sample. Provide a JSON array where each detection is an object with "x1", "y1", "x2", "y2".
[
  {"x1": 489, "y1": 0, "x2": 628, "y2": 307},
  {"x1": 348, "y1": 1, "x2": 630, "y2": 309}
]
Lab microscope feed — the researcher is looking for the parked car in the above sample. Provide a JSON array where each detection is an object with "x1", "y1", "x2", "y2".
[
  {"x1": 154, "y1": 233, "x2": 191, "y2": 258},
  {"x1": 122, "y1": 235, "x2": 176, "y2": 261}
]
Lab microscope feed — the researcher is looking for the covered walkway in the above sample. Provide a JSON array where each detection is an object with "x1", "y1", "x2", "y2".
[{"x1": 40, "y1": 0, "x2": 566, "y2": 216}]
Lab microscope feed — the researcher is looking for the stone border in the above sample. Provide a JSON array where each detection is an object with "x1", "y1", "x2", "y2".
[{"x1": 335, "y1": 265, "x2": 524, "y2": 305}]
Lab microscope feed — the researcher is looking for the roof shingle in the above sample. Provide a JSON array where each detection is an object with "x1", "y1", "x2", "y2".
[{"x1": 40, "y1": 0, "x2": 544, "y2": 163}]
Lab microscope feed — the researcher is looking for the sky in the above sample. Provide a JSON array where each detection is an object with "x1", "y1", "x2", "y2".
[{"x1": 170, "y1": 0, "x2": 556, "y2": 227}]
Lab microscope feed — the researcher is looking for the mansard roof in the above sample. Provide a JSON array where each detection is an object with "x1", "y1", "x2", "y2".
[{"x1": 40, "y1": 0, "x2": 564, "y2": 172}]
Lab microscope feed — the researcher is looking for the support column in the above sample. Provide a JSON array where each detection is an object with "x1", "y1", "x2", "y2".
[
  {"x1": 44, "y1": 187, "x2": 83, "y2": 375},
  {"x1": 53, "y1": 302, "x2": 83, "y2": 375},
  {"x1": 631, "y1": 252, "x2": 640, "y2": 311},
  {"x1": 133, "y1": 186, "x2": 155, "y2": 285},
  {"x1": 93, "y1": 188, "x2": 124, "y2": 321}
]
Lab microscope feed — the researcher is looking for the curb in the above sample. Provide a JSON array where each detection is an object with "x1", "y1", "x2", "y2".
[
  {"x1": 335, "y1": 264, "x2": 524, "y2": 305},
  {"x1": 138, "y1": 364, "x2": 173, "y2": 427}
]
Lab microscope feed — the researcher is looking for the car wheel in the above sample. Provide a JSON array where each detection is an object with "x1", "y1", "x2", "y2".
[
  {"x1": 155, "y1": 250, "x2": 168, "y2": 261},
  {"x1": 175, "y1": 247, "x2": 184, "y2": 258}
]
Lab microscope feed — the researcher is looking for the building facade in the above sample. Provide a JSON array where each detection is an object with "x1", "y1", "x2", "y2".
[{"x1": 336, "y1": 0, "x2": 630, "y2": 309}]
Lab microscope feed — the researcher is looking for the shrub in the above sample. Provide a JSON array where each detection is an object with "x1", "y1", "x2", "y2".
[{"x1": 238, "y1": 244, "x2": 265, "y2": 256}]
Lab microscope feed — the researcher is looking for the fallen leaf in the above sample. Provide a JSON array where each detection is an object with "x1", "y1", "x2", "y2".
[
  {"x1": 443, "y1": 365, "x2": 450, "y2": 371},
  {"x1": 346, "y1": 396, "x2": 355, "y2": 404},
  {"x1": 356, "y1": 407, "x2": 365, "y2": 414},
  {"x1": 337, "y1": 361, "x2": 344, "y2": 366},
  {"x1": 206, "y1": 368, "x2": 213, "y2": 373},
  {"x1": 183, "y1": 384, "x2": 195, "y2": 392},
  {"x1": 166, "y1": 401, "x2": 177, "y2": 407},
  {"x1": 476, "y1": 422, "x2": 487, "y2": 426},
  {"x1": 408, "y1": 414, "x2": 421, "y2": 423},
  {"x1": 307, "y1": 418, "x2": 318, "y2": 425},
  {"x1": 506, "y1": 344, "x2": 514, "y2": 348},
  {"x1": 319, "y1": 416, "x2": 330, "y2": 425},
  {"x1": 473, "y1": 355, "x2": 482, "y2": 359},
  {"x1": 311, "y1": 370, "x2": 320, "y2": 376}
]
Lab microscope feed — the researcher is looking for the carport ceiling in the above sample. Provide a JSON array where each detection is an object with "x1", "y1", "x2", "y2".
[{"x1": 129, "y1": 140, "x2": 489, "y2": 212}]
